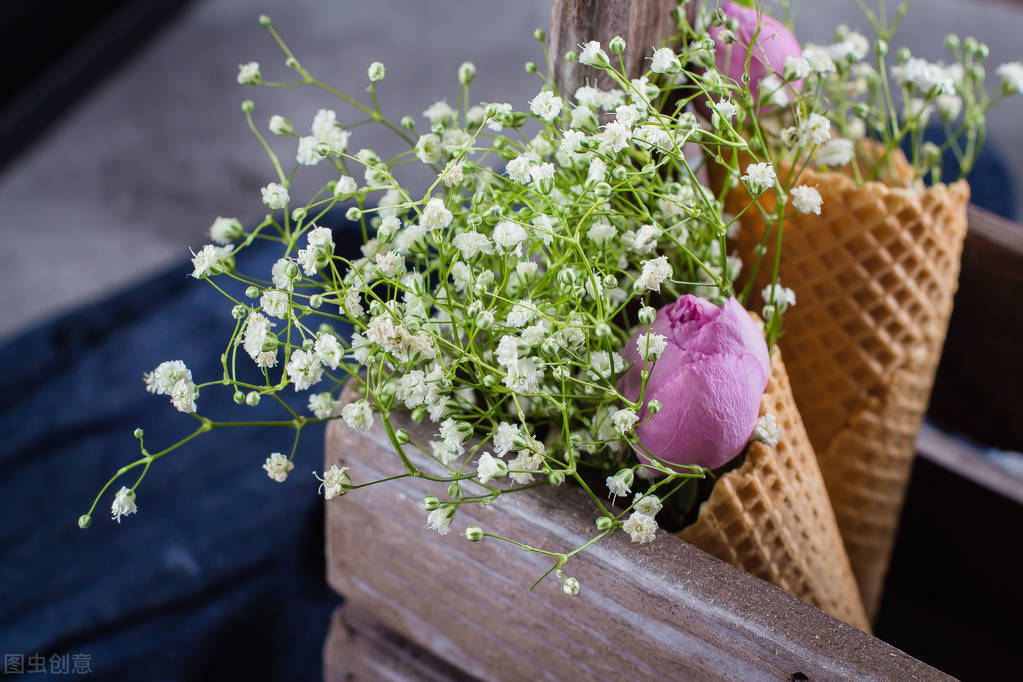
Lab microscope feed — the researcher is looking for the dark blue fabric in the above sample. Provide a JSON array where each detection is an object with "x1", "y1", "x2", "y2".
[{"x1": 0, "y1": 217, "x2": 358, "y2": 680}]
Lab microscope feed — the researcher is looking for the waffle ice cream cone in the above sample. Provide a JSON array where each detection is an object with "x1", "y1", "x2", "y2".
[
  {"x1": 719, "y1": 147, "x2": 970, "y2": 620},
  {"x1": 679, "y1": 349, "x2": 871, "y2": 632}
]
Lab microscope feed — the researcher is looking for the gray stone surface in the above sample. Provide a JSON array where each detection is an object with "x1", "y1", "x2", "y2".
[{"x1": 0, "y1": 0, "x2": 1020, "y2": 341}]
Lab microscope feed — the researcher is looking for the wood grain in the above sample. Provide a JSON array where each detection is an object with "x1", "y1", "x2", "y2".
[
  {"x1": 548, "y1": 0, "x2": 679, "y2": 94},
  {"x1": 324, "y1": 396, "x2": 949, "y2": 681},
  {"x1": 928, "y1": 204, "x2": 1023, "y2": 451}
]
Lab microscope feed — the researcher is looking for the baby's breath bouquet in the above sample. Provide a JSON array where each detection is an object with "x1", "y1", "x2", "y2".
[{"x1": 80, "y1": 2, "x2": 1012, "y2": 628}]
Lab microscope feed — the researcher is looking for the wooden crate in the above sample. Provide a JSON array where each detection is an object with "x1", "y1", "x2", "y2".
[{"x1": 320, "y1": 205, "x2": 1023, "y2": 680}]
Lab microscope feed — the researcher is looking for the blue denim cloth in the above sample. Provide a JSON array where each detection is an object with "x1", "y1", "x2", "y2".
[{"x1": 0, "y1": 218, "x2": 357, "y2": 681}]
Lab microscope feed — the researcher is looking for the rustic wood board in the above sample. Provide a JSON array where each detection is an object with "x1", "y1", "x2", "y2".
[
  {"x1": 324, "y1": 398, "x2": 949, "y2": 681},
  {"x1": 548, "y1": 0, "x2": 680, "y2": 93},
  {"x1": 929, "y1": 205, "x2": 1023, "y2": 452}
]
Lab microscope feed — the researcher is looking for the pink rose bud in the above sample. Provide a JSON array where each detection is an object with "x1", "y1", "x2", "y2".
[
  {"x1": 708, "y1": 2, "x2": 802, "y2": 103},
  {"x1": 618, "y1": 295, "x2": 770, "y2": 470}
]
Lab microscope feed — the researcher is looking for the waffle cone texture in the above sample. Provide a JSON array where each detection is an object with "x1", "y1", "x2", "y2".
[
  {"x1": 679, "y1": 349, "x2": 871, "y2": 632},
  {"x1": 717, "y1": 148, "x2": 970, "y2": 620}
]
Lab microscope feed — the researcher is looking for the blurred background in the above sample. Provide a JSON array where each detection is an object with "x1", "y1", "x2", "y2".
[{"x1": 0, "y1": 1, "x2": 1020, "y2": 680}]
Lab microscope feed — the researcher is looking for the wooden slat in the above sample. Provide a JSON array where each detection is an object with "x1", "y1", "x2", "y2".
[
  {"x1": 324, "y1": 603, "x2": 479, "y2": 682},
  {"x1": 548, "y1": 0, "x2": 679, "y2": 94},
  {"x1": 929, "y1": 204, "x2": 1023, "y2": 451},
  {"x1": 324, "y1": 400, "x2": 949, "y2": 681}
]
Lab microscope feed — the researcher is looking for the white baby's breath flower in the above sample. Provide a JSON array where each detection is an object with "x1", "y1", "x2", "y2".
[
  {"x1": 753, "y1": 414, "x2": 783, "y2": 446},
  {"x1": 374, "y1": 250, "x2": 404, "y2": 279},
  {"x1": 286, "y1": 349, "x2": 323, "y2": 391},
  {"x1": 936, "y1": 94, "x2": 962, "y2": 121},
  {"x1": 296, "y1": 135, "x2": 321, "y2": 166},
  {"x1": 263, "y1": 452, "x2": 294, "y2": 483},
  {"x1": 606, "y1": 469, "x2": 634, "y2": 497},
  {"x1": 315, "y1": 465, "x2": 351, "y2": 500},
  {"x1": 709, "y1": 99, "x2": 738, "y2": 128},
  {"x1": 587, "y1": 157, "x2": 607, "y2": 184},
  {"x1": 997, "y1": 62, "x2": 1023, "y2": 94},
  {"x1": 397, "y1": 369, "x2": 428, "y2": 408},
  {"x1": 367, "y1": 61, "x2": 386, "y2": 82},
  {"x1": 423, "y1": 100, "x2": 455, "y2": 126},
  {"x1": 784, "y1": 56, "x2": 811, "y2": 80},
  {"x1": 260, "y1": 291, "x2": 290, "y2": 319},
  {"x1": 144, "y1": 360, "x2": 191, "y2": 395},
  {"x1": 341, "y1": 400, "x2": 374, "y2": 431},
  {"x1": 634, "y1": 256, "x2": 672, "y2": 292},
  {"x1": 802, "y1": 45, "x2": 836, "y2": 74},
  {"x1": 529, "y1": 90, "x2": 563, "y2": 121},
  {"x1": 586, "y1": 221, "x2": 616, "y2": 245},
  {"x1": 816, "y1": 138, "x2": 854, "y2": 166},
  {"x1": 268, "y1": 115, "x2": 292, "y2": 136},
  {"x1": 633, "y1": 494, "x2": 662, "y2": 517},
  {"x1": 578, "y1": 41, "x2": 609, "y2": 67},
  {"x1": 635, "y1": 331, "x2": 667, "y2": 360},
  {"x1": 426, "y1": 505, "x2": 455, "y2": 535},
  {"x1": 598, "y1": 120, "x2": 632, "y2": 154},
  {"x1": 237, "y1": 61, "x2": 260, "y2": 85},
  {"x1": 243, "y1": 312, "x2": 275, "y2": 361},
  {"x1": 111, "y1": 486, "x2": 137, "y2": 523},
  {"x1": 190, "y1": 244, "x2": 225, "y2": 279},
  {"x1": 476, "y1": 452, "x2": 507, "y2": 484},
  {"x1": 420, "y1": 198, "x2": 453, "y2": 230},
  {"x1": 209, "y1": 217, "x2": 243, "y2": 245},
  {"x1": 308, "y1": 392, "x2": 341, "y2": 419},
  {"x1": 492, "y1": 220, "x2": 528, "y2": 255},
  {"x1": 314, "y1": 333, "x2": 343, "y2": 369},
  {"x1": 506, "y1": 156, "x2": 532, "y2": 184},
  {"x1": 493, "y1": 422, "x2": 521, "y2": 456},
  {"x1": 891, "y1": 57, "x2": 954, "y2": 95},
  {"x1": 623, "y1": 511, "x2": 657, "y2": 543},
  {"x1": 762, "y1": 283, "x2": 797, "y2": 309},
  {"x1": 790, "y1": 185, "x2": 823, "y2": 215},
  {"x1": 529, "y1": 162, "x2": 555, "y2": 186},
  {"x1": 261, "y1": 182, "x2": 289, "y2": 209},
  {"x1": 452, "y1": 231, "x2": 493, "y2": 259},
  {"x1": 169, "y1": 379, "x2": 197, "y2": 413},
  {"x1": 441, "y1": 160, "x2": 464, "y2": 186},
  {"x1": 334, "y1": 175, "x2": 358, "y2": 198},
  {"x1": 612, "y1": 408, "x2": 639, "y2": 435},
  {"x1": 743, "y1": 162, "x2": 776, "y2": 191},
  {"x1": 415, "y1": 133, "x2": 443, "y2": 164},
  {"x1": 505, "y1": 299, "x2": 536, "y2": 328},
  {"x1": 650, "y1": 47, "x2": 681, "y2": 74},
  {"x1": 798, "y1": 114, "x2": 831, "y2": 146}
]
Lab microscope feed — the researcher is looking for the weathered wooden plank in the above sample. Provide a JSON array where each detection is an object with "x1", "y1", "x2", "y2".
[
  {"x1": 929, "y1": 205, "x2": 1023, "y2": 451},
  {"x1": 324, "y1": 603, "x2": 479, "y2": 682},
  {"x1": 548, "y1": 0, "x2": 679, "y2": 93},
  {"x1": 324, "y1": 399, "x2": 949, "y2": 681}
]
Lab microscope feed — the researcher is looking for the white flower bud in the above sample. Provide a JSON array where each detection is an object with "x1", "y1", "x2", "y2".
[
  {"x1": 458, "y1": 61, "x2": 476, "y2": 85},
  {"x1": 367, "y1": 61, "x2": 386, "y2": 82},
  {"x1": 595, "y1": 516, "x2": 614, "y2": 531},
  {"x1": 464, "y1": 526, "x2": 484, "y2": 542},
  {"x1": 563, "y1": 576, "x2": 580, "y2": 596},
  {"x1": 423, "y1": 495, "x2": 440, "y2": 511}
]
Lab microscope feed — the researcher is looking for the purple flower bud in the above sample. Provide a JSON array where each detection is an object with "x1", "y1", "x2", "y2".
[
  {"x1": 618, "y1": 296, "x2": 770, "y2": 469},
  {"x1": 708, "y1": 2, "x2": 802, "y2": 104}
]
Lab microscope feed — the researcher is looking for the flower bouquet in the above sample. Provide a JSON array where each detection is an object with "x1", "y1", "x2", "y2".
[{"x1": 78, "y1": 0, "x2": 1017, "y2": 653}]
